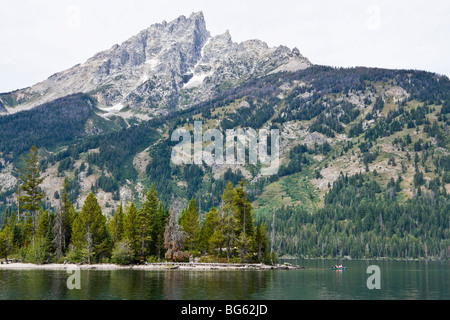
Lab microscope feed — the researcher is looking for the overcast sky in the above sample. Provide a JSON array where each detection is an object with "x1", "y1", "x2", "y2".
[{"x1": 1, "y1": 0, "x2": 449, "y2": 93}]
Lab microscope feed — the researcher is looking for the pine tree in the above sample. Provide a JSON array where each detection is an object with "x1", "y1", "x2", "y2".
[
  {"x1": 255, "y1": 223, "x2": 269, "y2": 263},
  {"x1": 209, "y1": 229, "x2": 225, "y2": 257},
  {"x1": 123, "y1": 202, "x2": 140, "y2": 261},
  {"x1": 220, "y1": 182, "x2": 239, "y2": 261},
  {"x1": 61, "y1": 178, "x2": 75, "y2": 248},
  {"x1": 22, "y1": 216, "x2": 33, "y2": 247},
  {"x1": 18, "y1": 146, "x2": 44, "y2": 236},
  {"x1": 179, "y1": 197, "x2": 200, "y2": 251},
  {"x1": 140, "y1": 184, "x2": 159, "y2": 259},
  {"x1": 137, "y1": 207, "x2": 151, "y2": 263},
  {"x1": 36, "y1": 209, "x2": 54, "y2": 258},
  {"x1": 52, "y1": 178, "x2": 75, "y2": 260},
  {"x1": 0, "y1": 225, "x2": 13, "y2": 262},
  {"x1": 107, "y1": 203, "x2": 124, "y2": 244},
  {"x1": 233, "y1": 180, "x2": 256, "y2": 262},
  {"x1": 8, "y1": 210, "x2": 17, "y2": 236},
  {"x1": 153, "y1": 202, "x2": 169, "y2": 261},
  {"x1": 199, "y1": 206, "x2": 220, "y2": 253},
  {"x1": 71, "y1": 193, "x2": 108, "y2": 264},
  {"x1": 36, "y1": 209, "x2": 49, "y2": 240}
]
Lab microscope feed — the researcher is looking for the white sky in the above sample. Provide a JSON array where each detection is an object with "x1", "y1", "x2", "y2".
[{"x1": 0, "y1": 0, "x2": 449, "y2": 93}]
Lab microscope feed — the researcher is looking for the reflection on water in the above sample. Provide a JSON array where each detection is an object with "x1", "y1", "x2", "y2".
[{"x1": 0, "y1": 260, "x2": 449, "y2": 300}]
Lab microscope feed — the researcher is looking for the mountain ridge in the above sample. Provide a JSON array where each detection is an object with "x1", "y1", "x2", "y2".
[{"x1": 0, "y1": 11, "x2": 311, "y2": 117}]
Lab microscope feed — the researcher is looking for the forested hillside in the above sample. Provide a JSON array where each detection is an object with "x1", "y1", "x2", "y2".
[
  {"x1": 0, "y1": 147, "x2": 271, "y2": 264},
  {"x1": 1, "y1": 65, "x2": 449, "y2": 260}
]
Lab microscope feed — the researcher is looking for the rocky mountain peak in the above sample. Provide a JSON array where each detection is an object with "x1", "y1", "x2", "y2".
[{"x1": 1, "y1": 11, "x2": 311, "y2": 116}]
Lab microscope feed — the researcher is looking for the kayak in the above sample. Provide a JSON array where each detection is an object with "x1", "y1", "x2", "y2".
[{"x1": 331, "y1": 267, "x2": 347, "y2": 270}]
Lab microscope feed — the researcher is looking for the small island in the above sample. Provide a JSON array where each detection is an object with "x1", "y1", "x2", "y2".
[{"x1": 0, "y1": 147, "x2": 281, "y2": 268}]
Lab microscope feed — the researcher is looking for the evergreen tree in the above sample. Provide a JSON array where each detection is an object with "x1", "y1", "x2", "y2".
[
  {"x1": 36, "y1": 209, "x2": 49, "y2": 240},
  {"x1": 220, "y1": 182, "x2": 239, "y2": 260},
  {"x1": 199, "y1": 206, "x2": 220, "y2": 253},
  {"x1": 61, "y1": 177, "x2": 75, "y2": 248},
  {"x1": 53, "y1": 201, "x2": 66, "y2": 260},
  {"x1": 123, "y1": 202, "x2": 140, "y2": 261},
  {"x1": 18, "y1": 146, "x2": 45, "y2": 236},
  {"x1": 233, "y1": 180, "x2": 256, "y2": 261},
  {"x1": 153, "y1": 202, "x2": 169, "y2": 260},
  {"x1": 107, "y1": 203, "x2": 124, "y2": 244},
  {"x1": 255, "y1": 223, "x2": 270, "y2": 263},
  {"x1": 179, "y1": 197, "x2": 201, "y2": 251},
  {"x1": 23, "y1": 216, "x2": 34, "y2": 248},
  {"x1": 35, "y1": 209, "x2": 54, "y2": 260},
  {"x1": 71, "y1": 193, "x2": 109, "y2": 264},
  {"x1": 7, "y1": 211, "x2": 14, "y2": 229},
  {"x1": 52, "y1": 178, "x2": 75, "y2": 259},
  {"x1": 141, "y1": 184, "x2": 159, "y2": 258},
  {"x1": 0, "y1": 225, "x2": 13, "y2": 262}
]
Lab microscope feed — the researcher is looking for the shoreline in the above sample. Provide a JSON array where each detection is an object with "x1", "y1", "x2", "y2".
[
  {"x1": 281, "y1": 257, "x2": 449, "y2": 262},
  {"x1": 0, "y1": 262, "x2": 304, "y2": 271}
]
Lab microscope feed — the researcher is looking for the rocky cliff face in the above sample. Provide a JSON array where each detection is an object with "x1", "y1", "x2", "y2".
[
  {"x1": 181, "y1": 30, "x2": 311, "y2": 107},
  {"x1": 1, "y1": 12, "x2": 311, "y2": 116}
]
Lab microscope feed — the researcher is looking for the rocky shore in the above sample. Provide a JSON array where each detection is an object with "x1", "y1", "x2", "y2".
[{"x1": 0, "y1": 262, "x2": 304, "y2": 271}]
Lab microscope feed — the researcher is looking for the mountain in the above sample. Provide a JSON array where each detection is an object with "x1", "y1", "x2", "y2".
[
  {"x1": 0, "y1": 12, "x2": 449, "y2": 259},
  {"x1": 0, "y1": 12, "x2": 310, "y2": 118}
]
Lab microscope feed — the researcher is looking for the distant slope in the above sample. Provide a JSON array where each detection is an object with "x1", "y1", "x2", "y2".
[{"x1": 0, "y1": 93, "x2": 121, "y2": 158}]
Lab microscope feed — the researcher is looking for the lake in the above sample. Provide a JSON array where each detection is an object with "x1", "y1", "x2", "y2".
[{"x1": 0, "y1": 260, "x2": 448, "y2": 300}]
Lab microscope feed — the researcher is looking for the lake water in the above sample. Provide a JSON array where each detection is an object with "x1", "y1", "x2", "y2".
[{"x1": 0, "y1": 260, "x2": 448, "y2": 300}]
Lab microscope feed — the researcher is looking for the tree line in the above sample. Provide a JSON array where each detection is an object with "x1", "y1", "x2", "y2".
[
  {"x1": 260, "y1": 172, "x2": 450, "y2": 260},
  {"x1": 0, "y1": 146, "x2": 271, "y2": 265}
]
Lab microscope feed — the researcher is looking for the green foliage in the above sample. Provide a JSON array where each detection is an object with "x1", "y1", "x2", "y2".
[
  {"x1": 136, "y1": 192, "x2": 153, "y2": 261},
  {"x1": 145, "y1": 140, "x2": 173, "y2": 203},
  {"x1": 71, "y1": 193, "x2": 109, "y2": 263},
  {"x1": 107, "y1": 203, "x2": 124, "y2": 244},
  {"x1": 233, "y1": 180, "x2": 256, "y2": 262},
  {"x1": 255, "y1": 223, "x2": 270, "y2": 264},
  {"x1": 95, "y1": 174, "x2": 119, "y2": 193},
  {"x1": 414, "y1": 170, "x2": 425, "y2": 187},
  {"x1": 145, "y1": 185, "x2": 168, "y2": 259},
  {"x1": 277, "y1": 144, "x2": 309, "y2": 177},
  {"x1": 0, "y1": 225, "x2": 13, "y2": 261},
  {"x1": 122, "y1": 202, "x2": 140, "y2": 262},
  {"x1": 179, "y1": 198, "x2": 201, "y2": 251},
  {"x1": 24, "y1": 236, "x2": 50, "y2": 264},
  {"x1": 260, "y1": 172, "x2": 450, "y2": 260},
  {"x1": 111, "y1": 240, "x2": 134, "y2": 265},
  {"x1": 442, "y1": 100, "x2": 450, "y2": 114},
  {"x1": 0, "y1": 94, "x2": 98, "y2": 158},
  {"x1": 199, "y1": 207, "x2": 220, "y2": 252},
  {"x1": 18, "y1": 146, "x2": 45, "y2": 234}
]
